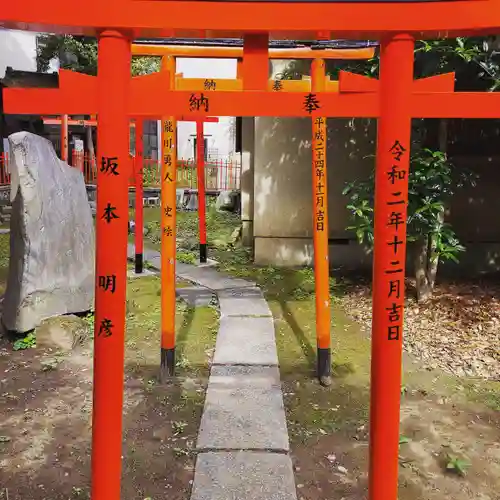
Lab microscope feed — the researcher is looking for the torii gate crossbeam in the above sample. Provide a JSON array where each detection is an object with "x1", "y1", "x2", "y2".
[{"x1": 2, "y1": 1, "x2": 500, "y2": 497}]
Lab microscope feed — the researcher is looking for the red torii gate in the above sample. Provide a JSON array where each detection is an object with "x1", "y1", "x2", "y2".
[
  {"x1": 181, "y1": 114, "x2": 219, "y2": 263},
  {"x1": 3, "y1": 0, "x2": 500, "y2": 498},
  {"x1": 1, "y1": 47, "x2": 462, "y2": 500}
]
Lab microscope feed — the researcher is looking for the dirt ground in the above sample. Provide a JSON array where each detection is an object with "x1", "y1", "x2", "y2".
[
  {"x1": 340, "y1": 275, "x2": 500, "y2": 380},
  {"x1": 0, "y1": 275, "x2": 218, "y2": 500},
  {"x1": 273, "y1": 298, "x2": 500, "y2": 500},
  {"x1": 2, "y1": 208, "x2": 500, "y2": 500}
]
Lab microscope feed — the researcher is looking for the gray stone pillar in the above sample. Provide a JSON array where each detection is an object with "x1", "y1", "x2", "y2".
[{"x1": 240, "y1": 117, "x2": 255, "y2": 247}]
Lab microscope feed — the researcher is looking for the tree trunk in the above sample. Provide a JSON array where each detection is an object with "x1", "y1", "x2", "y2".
[
  {"x1": 414, "y1": 118, "x2": 448, "y2": 302},
  {"x1": 415, "y1": 236, "x2": 433, "y2": 303},
  {"x1": 426, "y1": 230, "x2": 439, "y2": 290}
]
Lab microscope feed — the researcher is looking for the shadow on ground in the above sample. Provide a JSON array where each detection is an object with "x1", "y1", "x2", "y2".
[{"x1": 0, "y1": 274, "x2": 219, "y2": 500}]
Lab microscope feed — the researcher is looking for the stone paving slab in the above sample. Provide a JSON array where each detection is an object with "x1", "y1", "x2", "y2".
[
  {"x1": 128, "y1": 245, "x2": 255, "y2": 290},
  {"x1": 197, "y1": 365, "x2": 289, "y2": 452},
  {"x1": 217, "y1": 287, "x2": 271, "y2": 317},
  {"x1": 127, "y1": 268, "x2": 158, "y2": 279},
  {"x1": 176, "y1": 286, "x2": 215, "y2": 307},
  {"x1": 176, "y1": 264, "x2": 256, "y2": 291},
  {"x1": 213, "y1": 316, "x2": 278, "y2": 366},
  {"x1": 191, "y1": 452, "x2": 297, "y2": 500}
]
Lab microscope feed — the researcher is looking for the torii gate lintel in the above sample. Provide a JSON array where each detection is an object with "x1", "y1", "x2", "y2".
[{"x1": 338, "y1": 70, "x2": 456, "y2": 93}]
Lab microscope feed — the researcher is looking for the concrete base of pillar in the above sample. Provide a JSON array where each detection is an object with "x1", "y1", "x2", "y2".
[
  {"x1": 253, "y1": 236, "x2": 372, "y2": 270},
  {"x1": 241, "y1": 220, "x2": 254, "y2": 247}
]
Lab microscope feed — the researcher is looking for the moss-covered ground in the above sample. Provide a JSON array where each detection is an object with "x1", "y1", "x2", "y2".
[{"x1": 133, "y1": 204, "x2": 500, "y2": 500}]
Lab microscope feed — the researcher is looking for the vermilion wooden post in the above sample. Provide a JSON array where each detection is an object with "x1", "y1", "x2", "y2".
[
  {"x1": 160, "y1": 55, "x2": 177, "y2": 380},
  {"x1": 91, "y1": 30, "x2": 131, "y2": 500},
  {"x1": 311, "y1": 58, "x2": 331, "y2": 386},
  {"x1": 369, "y1": 34, "x2": 414, "y2": 500},
  {"x1": 61, "y1": 114, "x2": 68, "y2": 161},
  {"x1": 135, "y1": 118, "x2": 144, "y2": 274},
  {"x1": 196, "y1": 119, "x2": 207, "y2": 262}
]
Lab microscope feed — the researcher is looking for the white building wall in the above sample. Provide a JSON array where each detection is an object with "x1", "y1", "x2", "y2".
[
  {"x1": 0, "y1": 29, "x2": 38, "y2": 78},
  {"x1": 174, "y1": 57, "x2": 237, "y2": 160}
]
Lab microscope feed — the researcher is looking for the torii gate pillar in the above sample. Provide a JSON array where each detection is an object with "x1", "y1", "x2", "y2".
[
  {"x1": 91, "y1": 30, "x2": 131, "y2": 500},
  {"x1": 369, "y1": 34, "x2": 414, "y2": 500}
]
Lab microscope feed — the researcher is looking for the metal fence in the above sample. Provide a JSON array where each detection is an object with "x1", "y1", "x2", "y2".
[{"x1": 0, "y1": 152, "x2": 242, "y2": 191}]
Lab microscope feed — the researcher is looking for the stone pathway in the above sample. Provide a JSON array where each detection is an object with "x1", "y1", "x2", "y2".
[{"x1": 127, "y1": 244, "x2": 297, "y2": 500}]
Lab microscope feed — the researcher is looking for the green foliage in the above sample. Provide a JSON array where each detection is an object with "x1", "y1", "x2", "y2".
[
  {"x1": 399, "y1": 435, "x2": 410, "y2": 445},
  {"x1": 13, "y1": 332, "x2": 36, "y2": 351},
  {"x1": 343, "y1": 148, "x2": 476, "y2": 266},
  {"x1": 37, "y1": 34, "x2": 98, "y2": 75},
  {"x1": 131, "y1": 56, "x2": 161, "y2": 76},
  {"x1": 36, "y1": 34, "x2": 160, "y2": 77},
  {"x1": 177, "y1": 251, "x2": 197, "y2": 265},
  {"x1": 445, "y1": 454, "x2": 471, "y2": 477},
  {"x1": 143, "y1": 165, "x2": 160, "y2": 186},
  {"x1": 83, "y1": 312, "x2": 95, "y2": 336},
  {"x1": 324, "y1": 37, "x2": 500, "y2": 91}
]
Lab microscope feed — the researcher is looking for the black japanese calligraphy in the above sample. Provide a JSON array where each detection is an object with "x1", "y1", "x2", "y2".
[
  {"x1": 382, "y1": 138, "x2": 409, "y2": 342},
  {"x1": 385, "y1": 260, "x2": 403, "y2": 275},
  {"x1": 389, "y1": 140, "x2": 407, "y2": 161},
  {"x1": 102, "y1": 203, "x2": 119, "y2": 223},
  {"x1": 387, "y1": 192, "x2": 405, "y2": 206},
  {"x1": 388, "y1": 211, "x2": 404, "y2": 231},
  {"x1": 164, "y1": 121, "x2": 173, "y2": 133},
  {"x1": 386, "y1": 303, "x2": 402, "y2": 322},
  {"x1": 388, "y1": 279, "x2": 401, "y2": 299},
  {"x1": 98, "y1": 274, "x2": 116, "y2": 293},
  {"x1": 163, "y1": 154, "x2": 172, "y2": 166},
  {"x1": 164, "y1": 206, "x2": 173, "y2": 218},
  {"x1": 98, "y1": 318, "x2": 114, "y2": 338},
  {"x1": 303, "y1": 93, "x2": 321, "y2": 114},
  {"x1": 388, "y1": 325, "x2": 400, "y2": 341},
  {"x1": 388, "y1": 165, "x2": 406, "y2": 184},
  {"x1": 387, "y1": 235, "x2": 404, "y2": 255},
  {"x1": 204, "y1": 79, "x2": 216, "y2": 91},
  {"x1": 100, "y1": 156, "x2": 119, "y2": 176},
  {"x1": 164, "y1": 172, "x2": 174, "y2": 183},
  {"x1": 163, "y1": 225, "x2": 173, "y2": 236},
  {"x1": 189, "y1": 93, "x2": 209, "y2": 112},
  {"x1": 272, "y1": 80, "x2": 283, "y2": 91},
  {"x1": 316, "y1": 209, "x2": 325, "y2": 231},
  {"x1": 164, "y1": 137, "x2": 174, "y2": 149}
]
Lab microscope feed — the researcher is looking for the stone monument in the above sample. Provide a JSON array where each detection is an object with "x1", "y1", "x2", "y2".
[{"x1": 2, "y1": 132, "x2": 95, "y2": 333}]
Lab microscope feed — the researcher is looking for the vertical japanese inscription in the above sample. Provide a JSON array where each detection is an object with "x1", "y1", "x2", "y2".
[
  {"x1": 162, "y1": 118, "x2": 175, "y2": 239},
  {"x1": 161, "y1": 113, "x2": 177, "y2": 355},
  {"x1": 313, "y1": 117, "x2": 326, "y2": 232},
  {"x1": 385, "y1": 140, "x2": 408, "y2": 341}
]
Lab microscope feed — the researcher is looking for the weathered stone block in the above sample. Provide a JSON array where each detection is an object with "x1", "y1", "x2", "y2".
[
  {"x1": 191, "y1": 452, "x2": 297, "y2": 500},
  {"x1": 213, "y1": 316, "x2": 278, "y2": 366},
  {"x1": 2, "y1": 132, "x2": 95, "y2": 333},
  {"x1": 197, "y1": 365, "x2": 289, "y2": 451}
]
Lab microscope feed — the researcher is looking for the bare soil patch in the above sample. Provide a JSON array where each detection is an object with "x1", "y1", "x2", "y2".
[
  {"x1": 289, "y1": 391, "x2": 500, "y2": 500},
  {"x1": 0, "y1": 275, "x2": 218, "y2": 500},
  {"x1": 274, "y1": 297, "x2": 500, "y2": 500}
]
